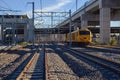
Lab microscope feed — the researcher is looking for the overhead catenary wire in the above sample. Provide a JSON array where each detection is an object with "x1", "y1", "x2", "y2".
[
  {"x1": 0, "y1": 0, "x2": 20, "y2": 14},
  {"x1": 0, "y1": 0, "x2": 11, "y2": 10},
  {"x1": 40, "y1": 0, "x2": 43, "y2": 24},
  {"x1": 0, "y1": 0, "x2": 12, "y2": 14}
]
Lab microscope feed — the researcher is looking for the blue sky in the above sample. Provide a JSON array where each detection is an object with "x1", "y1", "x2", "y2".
[
  {"x1": 0, "y1": 0, "x2": 90, "y2": 28},
  {"x1": 0, "y1": 0, "x2": 120, "y2": 27},
  {"x1": 0, "y1": 0, "x2": 89, "y2": 15}
]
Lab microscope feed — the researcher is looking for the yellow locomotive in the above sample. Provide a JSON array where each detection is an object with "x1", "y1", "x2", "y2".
[{"x1": 66, "y1": 28, "x2": 92, "y2": 46}]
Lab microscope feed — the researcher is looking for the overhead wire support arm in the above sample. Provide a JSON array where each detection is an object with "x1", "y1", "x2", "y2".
[
  {"x1": 35, "y1": 13, "x2": 68, "y2": 18},
  {"x1": 34, "y1": 11, "x2": 69, "y2": 14},
  {"x1": 34, "y1": 12, "x2": 70, "y2": 18},
  {"x1": 0, "y1": 10, "x2": 21, "y2": 12},
  {"x1": 34, "y1": 11, "x2": 70, "y2": 28}
]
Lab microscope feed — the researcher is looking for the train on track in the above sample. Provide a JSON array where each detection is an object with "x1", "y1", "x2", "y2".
[{"x1": 66, "y1": 28, "x2": 92, "y2": 46}]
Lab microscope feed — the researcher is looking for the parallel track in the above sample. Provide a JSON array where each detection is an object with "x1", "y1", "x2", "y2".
[
  {"x1": 86, "y1": 46, "x2": 120, "y2": 54},
  {"x1": 16, "y1": 46, "x2": 45, "y2": 80},
  {"x1": 61, "y1": 45, "x2": 120, "y2": 76},
  {"x1": 4, "y1": 45, "x2": 46, "y2": 80}
]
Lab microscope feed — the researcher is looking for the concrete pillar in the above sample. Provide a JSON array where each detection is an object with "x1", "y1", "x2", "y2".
[
  {"x1": 81, "y1": 14, "x2": 88, "y2": 29},
  {"x1": 81, "y1": 21, "x2": 88, "y2": 29},
  {"x1": 81, "y1": 13, "x2": 99, "y2": 28},
  {"x1": 100, "y1": 8, "x2": 110, "y2": 44},
  {"x1": 12, "y1": 23, "x2": 15, "y2": 44},
  {"x1": 28, "y1": 20, "x2": 34, "y2": 42},
  {"x1": 24, "y1": 25, "x2": 28, "y2": 42}
]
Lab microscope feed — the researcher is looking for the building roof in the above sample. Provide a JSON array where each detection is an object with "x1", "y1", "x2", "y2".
[{"x1": 0, "y1": 14, "x2": 29, "y2": 19}]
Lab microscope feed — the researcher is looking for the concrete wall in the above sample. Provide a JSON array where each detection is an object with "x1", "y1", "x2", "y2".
[
  {"x1": 34, "y1": 34, "x2": 66, "y2": 43},
  {"x1": 0, "y1": 15, "x2": 33, "y2": 44}
]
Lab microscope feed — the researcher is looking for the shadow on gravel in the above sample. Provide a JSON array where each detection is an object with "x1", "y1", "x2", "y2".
[
  {"x1": 52, "y1": 46, "x2": 94, "y2": 77},
  {"x1": 2, "y1": 45, "x2": 38, "y2": 80},
  {"x1": 45, "y1": 44, "x2": 56, "y2": 54},
  {"x1": 1, "y1": 45, "x2": 38, "y2": 55},
  {"x1": 23, "y1": 45, "x2": 40, "y2": 50},
  {"x1": 46, "y1": 44, "x2": 109, "y2": 79},
  {"x1": 30, "y1": 47, "x2": 45, "y2": 80}
]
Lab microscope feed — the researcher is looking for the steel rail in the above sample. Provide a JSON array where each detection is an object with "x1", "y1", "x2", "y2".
[
  {"x1": 61, "y1": 46, "x2": 120, "y2": 75},
  {"x1": 16, "y1": 52, "x2": 38, "y2": 79},
  {"x1": 16, "y1": 45, "x2": 47, "y2": 80}
]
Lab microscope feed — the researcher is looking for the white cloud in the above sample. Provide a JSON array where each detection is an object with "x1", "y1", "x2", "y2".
[
  {"x1": 25, "y1": 0, "x2": 72, "y2": 17},
  {"x1": 42, "y1": 0, "x2": 72, "y2": 11},
  {"x1": 24, "y1": 0, "x2": 72, "y2": 27}
]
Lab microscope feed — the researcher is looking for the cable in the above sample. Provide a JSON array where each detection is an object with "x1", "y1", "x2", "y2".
[
  {"x1": 0, "y1": 0, "x2": 20, "y2": 15},
  {"x1": 0, "y1": 5, "x2": 9, "y2": 10},
  {"x1": 0, "y1": 0, "x2": 11, "y2": 10}
]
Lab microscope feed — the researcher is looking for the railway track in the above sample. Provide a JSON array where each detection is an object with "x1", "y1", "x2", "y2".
[
  {"x1": 17, "y1": 45, "x2": 45, "y2": 80},
  {"x1": 4, "y1": 44, "x2": 46, "y2": 80},
  {"x1": 1, "y1": 43, "x2": 120, "y2": 79},
  {"x1": 87, "y1": 46, "x2": 120, "y2": 54},
  {"x1": 0, "y1": 45, "x2": 23, "y2": 53},
  {"x1": 59, "y1": 45, "x2": 120, "y2": 76}
]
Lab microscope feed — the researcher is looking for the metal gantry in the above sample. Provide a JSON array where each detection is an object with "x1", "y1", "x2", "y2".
[
  {"x1": 34, "y1": 11, "x2": 70, "y2": 43},
  {"x1": 34, "y1": 11, "x2": 69, "y2": 28}
]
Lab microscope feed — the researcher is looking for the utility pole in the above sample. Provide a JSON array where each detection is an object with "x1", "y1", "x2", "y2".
[
  {"x1": 27, "y1": 2, "x2": 35, "y2": 46},
  {"x1": 76, "y1": 0, "x2": 78, "y2": 10},
  {"x1": 32, "y1": 2, "x2": 35, "y2": 46},
  {"x1": 69, "y1": 10, "x2": 72, "y2": 47},
  {"x1": 12, "y1": 18, "x2": 15, "y2": 45}
]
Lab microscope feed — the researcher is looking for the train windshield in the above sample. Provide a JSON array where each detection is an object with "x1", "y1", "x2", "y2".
[{"x1": 79, "y1": 31, "x2": 90, "y2": 35}]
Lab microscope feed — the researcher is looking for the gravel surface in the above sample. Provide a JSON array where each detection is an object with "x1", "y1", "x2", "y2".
[
  {"x1": 72, "y1": 47, "x2": 120, "y2": 64},
  {"x1": 0, "y1": 46, "x2": 31, "y2": 80},
  {"x1": 0, "y1": 46, "x2": 6, "y2": 50},
  {"x1": 46, "y1": 44, "x2": 120, "y2": 80},
  {"x1": 46, "y1": 46, "x2": 103, "y2": 80},
  {"x1": 46, "y1": 48, "x2": 80, "y2": 80}
]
